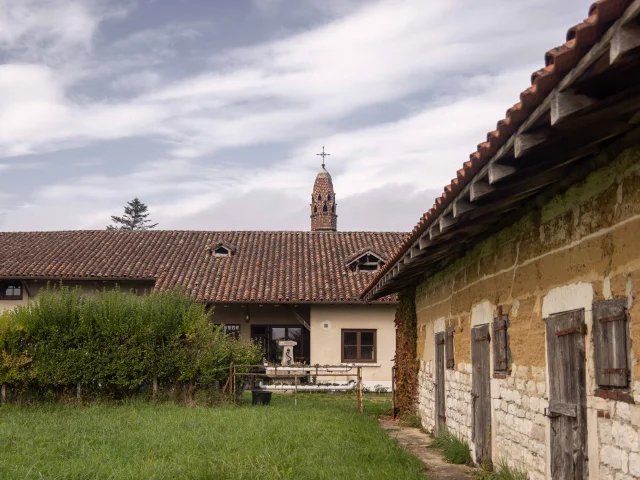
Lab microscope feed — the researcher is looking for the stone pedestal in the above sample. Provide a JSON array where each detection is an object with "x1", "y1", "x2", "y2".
[{"x1": 278, "y1": 340, "x2": 297, "y2": 366}]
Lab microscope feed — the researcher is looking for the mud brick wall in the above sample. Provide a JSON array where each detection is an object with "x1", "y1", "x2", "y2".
[{"x1": 414, "y1": 142, "x2": 640, "y2": 478}]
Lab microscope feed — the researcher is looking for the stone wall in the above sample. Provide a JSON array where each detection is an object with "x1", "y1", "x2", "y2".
[{"x1": 414, "y1": 142, "x2": 640, "y2": 478}]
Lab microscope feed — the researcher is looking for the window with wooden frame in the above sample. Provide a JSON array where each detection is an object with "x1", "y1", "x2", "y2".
[
  {"x1": 493, "y1": 312, "x2": 512, "y2": 375},
  {"x1": 214, "y1": 324, "x2": 241, "y2": 339},
  {"x1": 342, "y1": 329, "x2": 376, "y2": 363},
  {"x1": 0, "y1": 281, "x2": 23, "y2": 300},
  {"x1": 445, "y1": 327, "x2": 455, "y2": 369},
  {"x1": 593, "y1": 299, "x2": 630, "y2": 389}
]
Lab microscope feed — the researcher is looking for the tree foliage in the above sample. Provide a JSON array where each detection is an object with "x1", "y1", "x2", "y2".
[
  {"x1": 0, "y1": 285, "x2": 262, "y2": 401},
  {"x1": 107, "y1": 198, "x2": 158, "y2": 230}
]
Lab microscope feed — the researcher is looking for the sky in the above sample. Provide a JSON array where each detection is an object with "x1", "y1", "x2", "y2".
[{"x1": 0, "y1": 0, "x2": 590, "y2": 232}]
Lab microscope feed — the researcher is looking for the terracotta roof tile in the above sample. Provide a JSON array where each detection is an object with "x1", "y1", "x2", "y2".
[
  {"x1": 362, "y1": 0, "x2": 632, "y2": 298},
  {"x1": 0, "y1": 230, "x2": 405, "y2": 304}
]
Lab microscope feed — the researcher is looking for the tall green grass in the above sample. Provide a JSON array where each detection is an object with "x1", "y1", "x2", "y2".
[
  {"x1": 0, "y1": 394, "x2": 427, "y2": 480},
  {"x1": 431, "y1": 429, "x2": 472, "y2": 465},
  {"x1": 473, "y1": 460, "x2": 529, "y2": 480}
]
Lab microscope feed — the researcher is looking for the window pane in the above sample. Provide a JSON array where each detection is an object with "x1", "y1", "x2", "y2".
[
  {"x1": 343, "y1": 332, "x2": 357, "y2": 345},
  {"x1": 361, "y1": 332, "x2": 374, "y2": 346},
  {"x1": 360, "y1": 346, "x2": 374, "y2": 360},
  {"x1": 288, "y1": 327, "x2": 302, "y2": 342},
  {"x1": 343, "y1": 346, "x2": 358, "y2": 360},
  {"x1": 271, "y1": 327, "x2": 286, "y2": 341}
]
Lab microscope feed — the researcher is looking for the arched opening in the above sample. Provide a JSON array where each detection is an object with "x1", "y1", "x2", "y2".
[
  {"x1": 317, "y1": 194, "x2": 322, "y2": 201},
  {"x1": 332, "y1": 204, "x2": 335, "y2": 213},
  {"x1": 314, "y1": 206, "x2": 318, "y2": 213},
  {"x1": 323, "y1": 203, "x2": 328, "y2": 212}
]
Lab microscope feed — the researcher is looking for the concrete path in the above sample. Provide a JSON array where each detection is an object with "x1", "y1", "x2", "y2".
[{"x1": 379, "y1": 419, "x2": 475, "y2": 480}]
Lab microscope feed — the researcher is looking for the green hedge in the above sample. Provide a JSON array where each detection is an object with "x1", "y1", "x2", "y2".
[{"x1": 0, "y1": 284, "x2": 262, "y2": 401}]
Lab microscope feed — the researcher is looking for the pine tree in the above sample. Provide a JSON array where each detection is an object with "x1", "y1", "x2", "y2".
[{"x1": 107, "y1": 198, "x2": 158, "y2": 230}]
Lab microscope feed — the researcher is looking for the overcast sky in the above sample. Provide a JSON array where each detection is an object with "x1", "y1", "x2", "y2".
[{"x1": 0, "y1": 0, "x2": 589, "y2": 232}]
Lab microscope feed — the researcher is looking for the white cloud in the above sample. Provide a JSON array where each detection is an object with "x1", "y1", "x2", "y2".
[{"x1": 0, "y1": 0, "x2": 590, "y2": 231}]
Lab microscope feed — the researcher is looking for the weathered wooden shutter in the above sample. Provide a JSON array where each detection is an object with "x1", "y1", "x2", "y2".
[
  {"x1": 445, "y1": 327, "x2": 455, "y2": 369},
  {"x1": 492, "y1": 314, "x2": 510, "y2": 373},
  {"x1": 593, "y1": 299, "x2": 629, "y2": 388}
]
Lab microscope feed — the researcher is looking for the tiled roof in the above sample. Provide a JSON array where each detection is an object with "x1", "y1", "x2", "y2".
[
  {"x1": 0, "y1": 230, "x2": 405, "y2": 303},
  {"x1": 362, "y1": 0, "x2": 633, "y2": 298}
]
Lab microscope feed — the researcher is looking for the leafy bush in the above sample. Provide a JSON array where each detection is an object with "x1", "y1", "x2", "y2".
[
  {"x1": 0, "y1": 284, "x2": 262, "y2": 402},
  {"x1": 431, "y1": 429, "x2": 472, "y2": 465}
]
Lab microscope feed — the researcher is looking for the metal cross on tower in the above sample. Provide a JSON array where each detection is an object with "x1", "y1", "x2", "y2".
[{"x1": 316, "y1": 146, "x2": 330, "y2": 168}]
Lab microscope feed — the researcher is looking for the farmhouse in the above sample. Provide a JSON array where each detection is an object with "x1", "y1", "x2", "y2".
[
  {"x1": 363, "y1": 1, "x2": 640, "y2": 479},
  {"x1": 0, "y1": 164, "x2": 404, "y2": 389}
]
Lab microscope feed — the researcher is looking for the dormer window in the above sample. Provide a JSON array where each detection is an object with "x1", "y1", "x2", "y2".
[
  {"x1": 345, "y1": 250, "x2": 386, "y2": 273},
  {"x1": 208, "y1": 242, "x2": 236, "y2": 258}
]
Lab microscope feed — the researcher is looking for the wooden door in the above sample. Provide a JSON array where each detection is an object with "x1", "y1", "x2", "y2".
[
  {"x1": 546, "y1": 309, "x2": 587, "y2": 480},
  {"x1": 471, "y1": 324, "x2": 492, "y2": 465},
  {"x1": 434, "y1": 331, "x2": 446, "y2": 433}
]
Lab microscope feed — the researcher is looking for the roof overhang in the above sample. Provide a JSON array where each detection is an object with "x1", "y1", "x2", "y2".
[{"x1": 363, "y1": 0, "x2": 640, "y2": 301}]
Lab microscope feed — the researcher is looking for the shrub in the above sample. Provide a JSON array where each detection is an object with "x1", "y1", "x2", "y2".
[
  {"x1": 0, "y1": 284, "x2": 262, "y2": 402},
  {"x1": 400, "y1": 413, "x2": 422, "y2": 428},
  {"x1": 431, "y1": 429, "x2": 472, "y2": 465}
]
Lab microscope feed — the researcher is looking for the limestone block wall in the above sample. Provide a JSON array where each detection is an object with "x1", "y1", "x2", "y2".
[
  {"x1": 418, "y1": 360, "x2": 435, "y2": 432},
  {"x1": 413, "y1": 143, "x2": 640, "y2": 478}
]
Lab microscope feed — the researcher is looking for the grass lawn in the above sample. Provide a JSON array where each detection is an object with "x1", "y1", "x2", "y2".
[{"x1": 0, "y1": 394, "x2": 427, "y2": 480}]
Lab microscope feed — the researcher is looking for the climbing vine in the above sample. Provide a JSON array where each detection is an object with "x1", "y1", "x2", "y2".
[{"x1": 394, "y1": 287, "x2": 418, "y2": 415}]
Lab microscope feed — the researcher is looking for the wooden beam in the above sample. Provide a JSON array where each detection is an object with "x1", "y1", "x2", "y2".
[
  {"x1": 488, "y1": 163, "x2": 517, "y2": 184},
  {"x1": 418, "y1": 234, "x2": 432, "y2": 250},
  {"x1": 550, "y1": 90, "x2": 596, "y2": 125},
  {"x1": 284, "y1": 305, "x2": 310, "y2": 331},
  {"x1": 610, "y1": 23, "x2": 640, "y2": 64},
  {"x1": 439, "y1": 214, "x2": 456, "y2": 231},
  {"x1": 429, "y1": 224, "x2": 441, "y2": 240},
  {"x1": 514, "y1": 131, "x2": 549, "y2": 158},
  {"x1": 470, "y1": 181, "x2": 495, "y2": 201},
  {"x1": 453, "y1": 199, "x2": 475, "y2": 218},
  {"x1": 410, "y1": 245, "x2": 421, "y2": 258}
]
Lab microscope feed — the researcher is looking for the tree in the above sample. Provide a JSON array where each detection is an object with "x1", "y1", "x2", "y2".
[{"x1": 107, "y1": 198, "x2": 158, "y2": 230}]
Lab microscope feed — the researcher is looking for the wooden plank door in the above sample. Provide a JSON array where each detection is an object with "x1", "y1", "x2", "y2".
[
  {"x1": 545, "y1": 309, "x2": 588, "y2": 480},
  {"x1": 434, "y1": 331, "x2": 446, "y2": 433},
  {"x1": 471, "y1": 324, "x2": 492, "y2": 466}
]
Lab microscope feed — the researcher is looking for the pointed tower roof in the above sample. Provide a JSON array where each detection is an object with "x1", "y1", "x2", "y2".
[{"x1": 310, "y1": 160, "x2": 337, "y2": 231}]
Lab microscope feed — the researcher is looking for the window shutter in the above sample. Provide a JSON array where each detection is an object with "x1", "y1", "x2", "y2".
[
  {"x1": 493, "y1": 314, "x2": 510, "y2": 373},
  {"x1": 445, "y1": 327, "x2": 455, "y2": 369},
  {"x1": 593, "y1": 299, "x2": 629, "y2": 388}
]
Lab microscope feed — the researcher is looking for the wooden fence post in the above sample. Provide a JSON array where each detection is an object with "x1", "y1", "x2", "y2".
[
  {"x1": 1, "y1": 383, "x2": 6, "y2": 404},
  {"x1": 152, "y1": 377, "x2": 158, "y2": 398},
  {"x1": 76, "y1": 382, "x2": 81, "y2": 401},
  {"x1": 358, "y1": 367, "x2": 363, "y2": 413}
]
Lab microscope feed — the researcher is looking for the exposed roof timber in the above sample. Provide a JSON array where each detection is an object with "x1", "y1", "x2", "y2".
[
  {"x1": 453, "y1": 200, "x2": 475, "y2": 218},
  {"x1": 418, "y1": 235, "x2": 432, "y2": 250},
  {"x1": 469, "y1": 180, "x2": 495, "y2": 201},
  {"x1": 439, "y1": 214, "x2": 457, "y2": 231},
  {"x1": 550, "y1": 90, "x2": 597, "y2": 125},
  {"x1": 610, "y1": 23, "x2": 640, "y2": 64},
  {"x1": 363, "y1": 1, "x2": 640, "y2": 301},
  {"x1": 514, "y1": 131, "x2": 549, "y2": 158},
  {"x1": 488, "y1": 164, "x2": 517, "y2": 184},
  {"x1": 429, "y1": 224, "x2": 441, "y2": 240}
]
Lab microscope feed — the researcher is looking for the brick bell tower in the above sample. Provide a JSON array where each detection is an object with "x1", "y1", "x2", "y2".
[{"x1": 310, "y1": 147, "x2": 337, "y2": 232}]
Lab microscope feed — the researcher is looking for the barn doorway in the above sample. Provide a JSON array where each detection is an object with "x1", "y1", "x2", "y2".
[
  {"x1": 545, "y1": 309, "x2": 588, "y2": 480},
  {"x1": 434, "y1": 331, "x2": 446, "y2": 433},
  {"x1": 471, "y1": 324, "x2": 492, "y2": 465}
]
